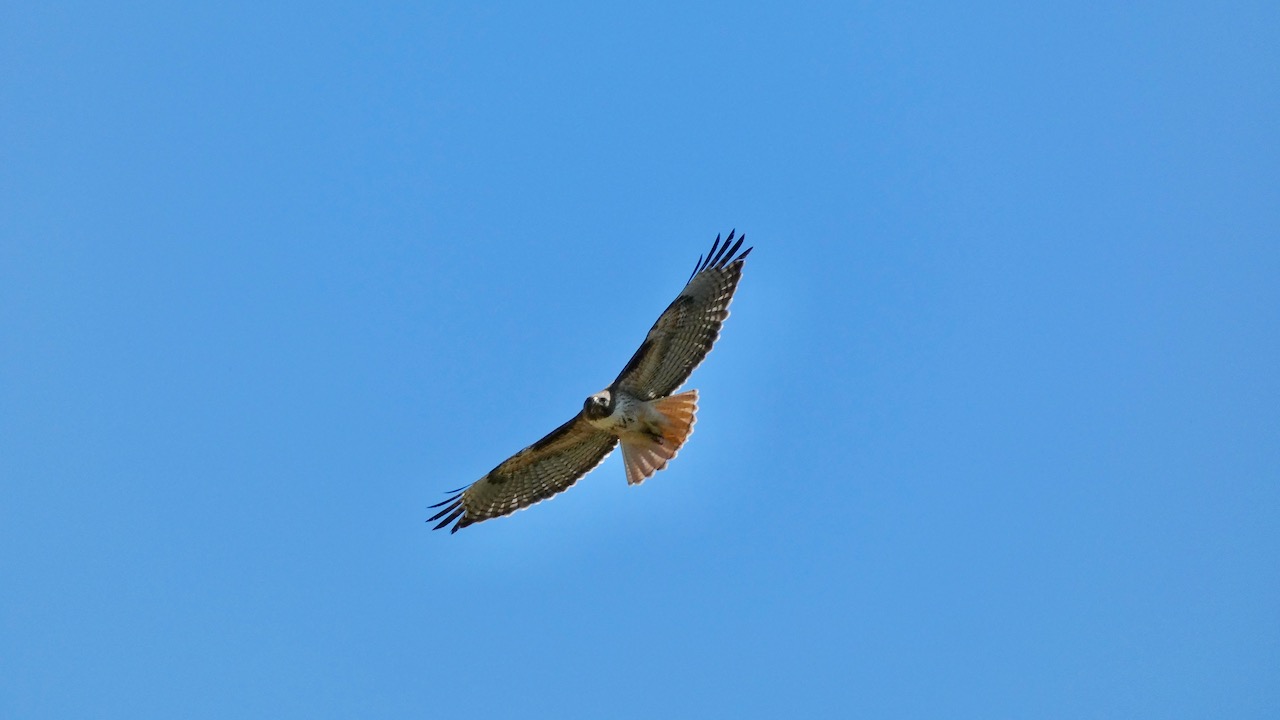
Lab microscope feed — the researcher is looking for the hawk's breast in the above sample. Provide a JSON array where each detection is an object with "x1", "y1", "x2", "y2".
[{"x1": 587, "y1": 391, "x2": 650, "y2": 435}]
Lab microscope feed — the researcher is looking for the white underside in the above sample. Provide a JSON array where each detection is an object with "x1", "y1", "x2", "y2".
[{"x1": 586, "y1": 391, "x2": 664, "y2": 437}]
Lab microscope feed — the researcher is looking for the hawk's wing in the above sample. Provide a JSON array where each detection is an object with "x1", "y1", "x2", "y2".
[
  {"x1": 611, "y1": 231, "x2": 752, "y2": 400},
  {"x1": 428, "y1": 414, "x2": 618, "y2": 533}
]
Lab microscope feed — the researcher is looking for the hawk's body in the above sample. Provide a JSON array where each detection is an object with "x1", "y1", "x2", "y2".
[{"x1": 429, "y1": 231, "x2": 751, "y2": 533}]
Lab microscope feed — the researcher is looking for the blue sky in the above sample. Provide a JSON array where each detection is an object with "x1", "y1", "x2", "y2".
[{"x1": 3, "y1": 2, "x2": 1277, "y2": 718}]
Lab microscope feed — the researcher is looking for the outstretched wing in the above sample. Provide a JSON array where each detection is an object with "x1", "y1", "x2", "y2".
[
  {"x1": 612, "y1": 231, "x2": 752, "y2": 400},
  {"x1": 428, "y1": 414, "x2": 618, "y2": 533}
]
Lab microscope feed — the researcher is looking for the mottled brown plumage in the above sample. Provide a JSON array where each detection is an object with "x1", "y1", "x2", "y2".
[{"x1": 429, "y1": 231, "x2": 751, "y2": 533}]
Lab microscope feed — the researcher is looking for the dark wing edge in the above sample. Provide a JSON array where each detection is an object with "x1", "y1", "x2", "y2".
[
  {"x1": 426, "y1": 487, "x2": 471, "y2": 533},
  {"x1": 686, "y1": 229, "x2": 753, "y2": 284},
  {"x1": 612, "y1": 230, "x2": 752, "y2": 397},
  {"x1": 427, "y1": 414, "x2": 618, "y2": 533}
]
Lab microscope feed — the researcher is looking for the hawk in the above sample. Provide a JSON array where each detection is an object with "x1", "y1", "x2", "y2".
[{"x1": 429, "y1": 231, "x2": 752, "y2": 533}]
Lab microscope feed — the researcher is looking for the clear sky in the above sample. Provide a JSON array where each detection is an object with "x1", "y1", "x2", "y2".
[{"x1": 3, "y1": 2, "x2": 1277, "y2": 718}]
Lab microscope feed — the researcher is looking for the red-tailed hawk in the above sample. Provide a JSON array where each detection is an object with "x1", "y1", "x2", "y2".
[{"x1": 429, "y1": 231, "x2": 752, "y2": 533}]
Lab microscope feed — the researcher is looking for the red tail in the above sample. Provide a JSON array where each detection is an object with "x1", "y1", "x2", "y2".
[{"x1": 621, "y1": 390, "x2": 699, "y2": 485}]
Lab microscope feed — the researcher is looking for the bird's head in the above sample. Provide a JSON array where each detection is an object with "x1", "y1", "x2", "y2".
[{"x1": 583, "y1": 391, "x2": 612, "y2": 420}]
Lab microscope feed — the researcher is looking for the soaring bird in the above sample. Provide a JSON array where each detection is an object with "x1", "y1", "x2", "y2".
[{"x1": 429, "y1": 231, "x2": 752, "y2": 533}]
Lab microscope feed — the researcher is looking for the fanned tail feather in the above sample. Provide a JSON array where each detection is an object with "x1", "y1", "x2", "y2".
[{"x1": 621, "y1": 390, "x2": 699, "y2": 485}]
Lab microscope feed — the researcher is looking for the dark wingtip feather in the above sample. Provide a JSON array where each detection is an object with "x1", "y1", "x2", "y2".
[
  {"x1": 427, "y1": 487, "x2": 464, "y2": 521},
  {"x1": 702, "y1": 234, "x2": 722, "y2": 274},
  {"x1": 427, "y1": 500, "x2": 458, "y2": 523},
  {"x1": 432, "y1": 505, "x2": 465, "y2": 531},
  {"x1": 428, "y1": 484, "x2": 469, "y2": 509},
  {"x1": 688, "y1": 230, "x2": 752, "y2": 283},
  {"x1": 714, "y1": 232, "x2": 736, "y2": 266},
  {"x1": 719, "y1": 237, "x2": 745, "y2": 267},
  {"x1": 687, "y1": 254, "x2": 705, "y2": 283}
]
